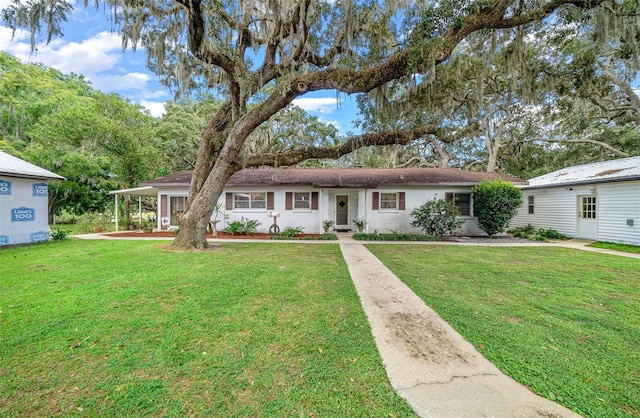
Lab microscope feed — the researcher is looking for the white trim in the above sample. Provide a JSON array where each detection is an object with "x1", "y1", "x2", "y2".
[{"x1": 109, "y1": 186, "x2": 157, "y2": 196}]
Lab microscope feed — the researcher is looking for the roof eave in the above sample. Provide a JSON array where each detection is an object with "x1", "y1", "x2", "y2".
[
  {"x1": 0, "y1": 172, "x2": 65, "y2": 181},
  {"x1": 524, "y1": 175, "x2": 640, "y2": 190}
]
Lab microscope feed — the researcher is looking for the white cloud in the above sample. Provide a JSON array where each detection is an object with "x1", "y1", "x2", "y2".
[
  {"x1": 322, "y1": 119, "x2": 343, "y2": 132},
  {"x1": 1, "y1": 25, "x2": 170, "y2": 111},
  {"x1": 140, "y1": 100, "x2": 166, "y2": 117},
  {"x1": 0, "y1": 29, "x2": 122, "y2": 73},
  {"x1": 91, "y1": 72, "x2": 150, "y2": 92},
  {"x1": 292, "y1": 97, "x2": 339, "y2": 114},
  {"x1": 0, "y1": 0, "x2": 14, "y2": 10}
]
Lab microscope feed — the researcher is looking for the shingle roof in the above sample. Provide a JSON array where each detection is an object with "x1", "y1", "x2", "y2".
[
  {"x1": 0, "y1": 150, "x2": 65, "y2": 180},
  {"x1": 142, "y1": 167, "x2": 526, "y2": 188},
  {"x1": 525, "y1": 156, "x2": 640, "y2": 189}
]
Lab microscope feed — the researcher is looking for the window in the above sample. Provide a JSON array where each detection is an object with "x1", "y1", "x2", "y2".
[
  {"x1": 528, "y1": 196, "x2": 535, "y2": 214},
  {"x1": 234, "y1": 192, "x2": 266, "y2": 209},
  {"x1": 380, "y1": 193, "x2": 398, "y2": 209},
  {"x1": 286, "y1": 192, "x2": 318, "y2": 210},
  {"x1": 372, "y1": 192, "x2": 405, "y2": 210},
  {"x1": 294, "y1": 192, "x2": 311, "y2": 209},
  {"x1": 446, "y1": 192, "x2": 471, "y2": 216},
  {"x1": 581, "y1": 196, "x2": 596, "y2": 219},
  {"x1": 170, "y1": 196, "x2": 186, "y2": 225}
]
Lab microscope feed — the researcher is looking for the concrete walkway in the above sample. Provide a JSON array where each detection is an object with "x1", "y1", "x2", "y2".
[{"x1": 338, "y1": 234, "x2": 582, "y2": 418}]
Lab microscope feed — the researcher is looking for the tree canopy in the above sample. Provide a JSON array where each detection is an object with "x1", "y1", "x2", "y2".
[
  {"x1": 3, "y1": 0, "x2": 638, "y2": 249},
  {"x1": 0, "y1": 51, "x2": 156, "y2": 219}
]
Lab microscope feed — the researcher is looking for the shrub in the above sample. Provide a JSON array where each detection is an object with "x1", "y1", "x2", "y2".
[
  {"x1": 224, "y1": 220, "x2": 244, "y2": 235},
  {"x1": 353, "y1": 233, "x2": 439, "y2": 241},
  {"x1": 224, "y1": 217, "x2": 262, "y2": 235},
  {"x1": 51, "y1": 229, "x2": 69, "y2": 241},
  {"x1": 538, "y1": 228, "x2": 566, "y2": 239},
  {"x1": 410, "y1": 198, "x2": 463, "y2": 237},
  {"x1": 510, "y1": 225, "x2": 566, "y2": 241},
  {"x1": 511, "y1": 224, "x2": 536, "y2": 238},
  {"x1": 280, "y1": 226, "x2": 305, "y2": 238},
  {"x1": 316, "y1": 233, "x2": 338, "y2": 240},
  {"x1": 472, "y1": 179, "x2": 523, "y2": 237},
  {"x1": 353, "y1": 217, "x2": 368, "y2": 232},
  {"x1": 322, "y1": 219, "x2": 335, "y2": 233}
]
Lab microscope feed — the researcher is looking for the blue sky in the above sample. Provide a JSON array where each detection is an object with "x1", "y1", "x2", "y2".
[{"x1": 0, "y1": 2, "x2": 360, "y2": 134}]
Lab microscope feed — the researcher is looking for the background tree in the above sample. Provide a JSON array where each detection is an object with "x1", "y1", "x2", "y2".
[
  {"x1": 4, "y1": 0, "x2": 635, "y2": 249},
  {"x1": 154, "y1": 96, "x2": 222, "y2": 173},
  {"x1": 0, "y1": 51, "x2": 160, "y2": 221}
]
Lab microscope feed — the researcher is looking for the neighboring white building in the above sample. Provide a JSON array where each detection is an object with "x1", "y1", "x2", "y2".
[
  {"x1": 0, "y1": 150, "x2": 65, "y2": 246},
  {"x1": 123, "y1": 167, "x2": 525, "y2": 235},
  {"x1": 511, "y1": 156, "x2": 640, "y2": 245}
]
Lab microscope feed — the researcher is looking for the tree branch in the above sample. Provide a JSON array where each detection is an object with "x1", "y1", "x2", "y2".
[
  {"x1": 238, "y1": 125, "x2": 439, "y2": 169},
  {"x1": 524, "y1": 137, "x2": 630, "y2": 157}
]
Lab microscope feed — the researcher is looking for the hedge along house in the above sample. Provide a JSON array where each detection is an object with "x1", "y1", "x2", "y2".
[
  {"x1": 132, "y1": 167, "x2": 525, "y2": 235},
  {"x1": 510, "y1": 156, "x2": 640, "y2": 245},
  {"x1": 0, "y1": 150, "x2": 65, "y2": 246}
]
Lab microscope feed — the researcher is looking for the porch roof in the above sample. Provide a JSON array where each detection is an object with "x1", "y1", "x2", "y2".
[
  {"x1": 108, "y1": 186, "x2": 157, "y2": 196},
  {"x1": 141, "y1": 168, "x2": 526, "y2": 188}
]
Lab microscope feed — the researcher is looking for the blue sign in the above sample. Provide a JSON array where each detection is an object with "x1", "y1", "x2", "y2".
[
  {"x1": 0, "y1": 179, "x2": 11, "y2": 195},
  {"x1": 30, "y1": 231, "x2": 50, "y2": 243},
  {"x1": 0, "y1": 235, "x2": 8, "y2": 246},
  {"x1": 11, "y1": 207, "x2": 35, "y2": 222},
  {"x1": 32, "y1": 183, "x2": 48, "y2": 197}
]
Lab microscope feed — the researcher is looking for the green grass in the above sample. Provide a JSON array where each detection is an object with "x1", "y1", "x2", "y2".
[
  {"x1": 590, "y1": 241, "x2": 640, "y2": 254},
  {"x1": 0, "y1": 240, "x2": 415, "y2": 417},
  {"x1": 366, "y1": 244, "x2": 640, "y2": 418}
]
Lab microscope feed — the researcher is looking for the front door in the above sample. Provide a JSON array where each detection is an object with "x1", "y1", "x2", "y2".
[
  {"x1": 577, "y1": 195, "x2": 598, "y2": 240},
  {"x1": 336, "y1": 195, "x2": 349, "y2": 229}
]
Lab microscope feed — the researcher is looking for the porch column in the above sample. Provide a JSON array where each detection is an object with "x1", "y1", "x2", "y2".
[{"x1": 115, "y1": 194, "x2": 119, "y2": 232}]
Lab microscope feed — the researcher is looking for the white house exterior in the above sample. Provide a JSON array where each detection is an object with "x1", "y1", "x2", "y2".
[
  {"x1": 0, "y1": 150, "x2": 65, "y2": 246},
  {"x1": 136, "y1": 167, "x2": 525, "y2": 235},
  {"x1": 511, "y1": 156, "x2": 640, "y2": 245}
]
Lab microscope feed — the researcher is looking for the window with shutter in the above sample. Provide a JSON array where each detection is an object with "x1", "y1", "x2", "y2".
[
  {"x1": 445, "y1": 192, "x2": 471, "y2": 216},
  {"x1": 231, "y1": 192, "x2": 267, "y2": 209}
]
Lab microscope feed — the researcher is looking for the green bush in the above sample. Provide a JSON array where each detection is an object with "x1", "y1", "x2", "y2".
[
  {"x1": 410, "y1": 198, "x2": 463, "y2": 237},
  {"x1": 511, "y1": 224, "x2": 536, "y2": 238},
  {"x1": 50, "y1": 229, "x2": 70, "y2": 241},
  {"x1": 510, "y1": 224, "x2": 566, "y2": 241},
  {"x1": 353, "y1": 233, "x2": 439, "y2": 241},
  {"x1": 224, "y1": 217, "x2": 262, "y2": 235},
  {"x1": 472, "y1": 179, "x2": 523, "y2": 237},
  {"x1": 538, "y1": 228, "x2": 566, "y2": 239},
  {"x1": 280, "y1": 226, "x2": 305, "y2": 238},
  {"x1": 315, "y1": 233, "x2": 338, "y2": 240},
  {"x1": 270, "y1": 233, "x2": 338, "y2": 241}
]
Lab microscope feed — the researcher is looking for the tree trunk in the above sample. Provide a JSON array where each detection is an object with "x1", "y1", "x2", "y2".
[
  {"x1": 172, "y1": 155, "x2": 237, "y2": 249},
  {"x1": 48, "y1": 189, "x2": 56, "y2": 225}
]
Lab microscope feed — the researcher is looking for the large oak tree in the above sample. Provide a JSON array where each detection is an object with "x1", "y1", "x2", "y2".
[{"x1": 4, "y1": 0, "x2": 631, "y2": 249}]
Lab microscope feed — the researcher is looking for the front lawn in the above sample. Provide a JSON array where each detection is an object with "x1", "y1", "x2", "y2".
[
  {"x1": 0, "y1": 240, "x2": 414, "y2": 417},
  {"x1": 590, "y1": 241, "x2": 640, "y2": 254},
  {"x1": 367, "y1": 244, "x2": 640, "y2": 418}
]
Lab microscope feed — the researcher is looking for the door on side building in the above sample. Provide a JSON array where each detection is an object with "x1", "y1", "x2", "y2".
[{"x1": 577, "y1": 195, "x2": 598, "y2": 240}]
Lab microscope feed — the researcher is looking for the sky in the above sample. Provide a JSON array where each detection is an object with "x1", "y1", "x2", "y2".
[{"x1": 0, "y1": 2, "x2": 361, "y2": 134}]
